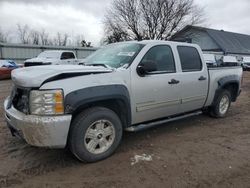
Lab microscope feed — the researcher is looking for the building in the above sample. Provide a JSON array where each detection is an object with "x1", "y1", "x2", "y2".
[
  {"x1": 171, "y1": 25, "x2": 250, "y2": 59},
  {"x1": 0, "y1": 42, "x2": 97, "y2": 64}
]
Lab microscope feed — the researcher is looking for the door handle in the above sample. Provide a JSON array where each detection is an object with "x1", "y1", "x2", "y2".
[
  {"x1": 198, "y1": 76, "x2": 207, "y2": 81},
  {"x1": 168, "y1": 79, "x2": 180, "y2": 85}
]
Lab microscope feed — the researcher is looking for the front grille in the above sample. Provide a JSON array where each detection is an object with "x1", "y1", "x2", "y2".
[
  {"x1": 11, "y1": 87, "x2": 30, "y2": 114},
  {"x1": 24, "y1": 62, "x2": 43, "y2": 67}
]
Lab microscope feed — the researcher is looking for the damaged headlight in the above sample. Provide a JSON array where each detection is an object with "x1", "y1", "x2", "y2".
[{"x1": 29, "y1": 90, "x2": 64, "y2": 115}]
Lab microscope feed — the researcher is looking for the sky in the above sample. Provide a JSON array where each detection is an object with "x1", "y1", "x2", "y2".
[{"x1": 0, "y1": 0, "x2": 250, "y2": 46}]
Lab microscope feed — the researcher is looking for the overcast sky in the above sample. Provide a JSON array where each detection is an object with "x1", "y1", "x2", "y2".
[{"x1": 0, "y1": 0, "x2": 250, "y2": 46}]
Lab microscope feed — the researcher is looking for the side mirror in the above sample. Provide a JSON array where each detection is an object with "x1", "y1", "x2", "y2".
[{"x1": 137, "y1": 60, "x2": 157, "y2": 76}]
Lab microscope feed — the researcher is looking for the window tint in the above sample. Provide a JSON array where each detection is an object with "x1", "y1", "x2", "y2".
[
  {"x1": 140, "y1": 45, "x2": 175, "y2": 73},
  {"x1": 177, "y1": 46, "x2": 202, "y2": 72},
  {"x1": 61, "y1": 52, "x2": 75, "y2": 60}
]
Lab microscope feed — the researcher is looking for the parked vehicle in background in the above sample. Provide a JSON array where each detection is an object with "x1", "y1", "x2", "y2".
[
  {"x1": 0, "y1": 60, "x2": 22, "y2": 80},
  {"x1": 222, "y1": 56, "x2": 239, "y2": 66},
  {"x1": 4, "y1": 41, "x2": 243, "y2": 162},
  {"x1": 242, "y1": 57, "x2": 250, "y2": 71},
  {"x1": 203, "y1": 53, "x2": 217, "y2": 67},
  {"x1": 24, "y1": 50, "x2": 80, "y2": 67}
]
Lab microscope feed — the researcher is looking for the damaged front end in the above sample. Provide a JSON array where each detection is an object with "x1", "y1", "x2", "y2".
[{"x1": 4, "y1": 86, "x2": 72, "y2": 148}]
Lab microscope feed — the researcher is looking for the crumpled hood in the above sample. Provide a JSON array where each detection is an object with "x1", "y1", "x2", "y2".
[
  {"x1": 11, "y1": 65, "x2": 113, "y2": 88},
  {"x1": 25, "y1": 57, "x2": 52, "y2": 63}
]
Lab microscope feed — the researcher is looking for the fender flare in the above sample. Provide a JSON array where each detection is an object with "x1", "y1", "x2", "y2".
[
  {"x1": 217, "y1": 75, "x2": 240, "y2": 89},
  {"x1": 212, "y1": 75, "x2": 240, "y2": 105},
  {"x1": 64, "y1": 84, "x2": 131, "y2": 126}
]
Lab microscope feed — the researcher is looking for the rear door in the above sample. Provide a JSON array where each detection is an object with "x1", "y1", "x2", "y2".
[
  {"x1": 176, "y1": 46, "x2": 209, "y2": 113},
  {"x1": 131, "y1": 45, "x2": 182, "y2": 124}
]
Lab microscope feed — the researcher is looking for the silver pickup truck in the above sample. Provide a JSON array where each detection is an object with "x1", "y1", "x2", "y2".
[{"x1": 4, "y1": 41, "x2": 243, "y2": 162}]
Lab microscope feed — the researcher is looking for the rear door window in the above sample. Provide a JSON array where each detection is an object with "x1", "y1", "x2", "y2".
[{"x1": 177, "y1": 46, "x2": 202, "y2": 72}]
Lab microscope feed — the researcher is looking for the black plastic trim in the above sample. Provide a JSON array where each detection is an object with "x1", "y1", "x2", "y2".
[
  {"x1": 212, "y1": 75, "x2": 240, "y2": 104},
  {"x1": 41, "y1": 71, "x2": 111, "y2": 86},
  {"x1": 64, "y1": 85, "x2": 131, "y2": 126}
]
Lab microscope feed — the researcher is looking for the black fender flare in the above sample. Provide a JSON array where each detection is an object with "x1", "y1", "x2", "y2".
[
  {"x1": 64, "y1": 84, "x2": 131, "y2": 126},
  {"x1": 212, "y1": 75, "x2": 240, "y2": 105}
]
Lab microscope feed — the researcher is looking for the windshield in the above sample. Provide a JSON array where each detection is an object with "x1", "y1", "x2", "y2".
[
  {"x1": 85, "y1": 43, "x2": 145, "y2": 68},
  {"x1": 38, "y1": 51, "x2": 60, "y2": 59}
]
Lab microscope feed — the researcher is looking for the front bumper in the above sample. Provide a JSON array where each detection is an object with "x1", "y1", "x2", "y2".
[{"x1": 4, "y1": 97, "x2": 72, "y2": 148}]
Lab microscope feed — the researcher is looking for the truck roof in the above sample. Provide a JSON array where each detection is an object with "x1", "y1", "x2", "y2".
[{"x1": 112, "y1": 40, "x2": 200, "y2": 48}]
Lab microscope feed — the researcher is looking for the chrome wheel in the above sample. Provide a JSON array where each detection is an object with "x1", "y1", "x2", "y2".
[
  {"x1": 84, "y1": 120, "x2": 115, "y2": 154},
  {"x1": 219, "y1": 95, "x2": 230, "y2": 115}
]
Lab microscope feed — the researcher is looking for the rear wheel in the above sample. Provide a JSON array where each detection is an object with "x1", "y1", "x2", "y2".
[
  {"x1": 68, "y1": 107, "x2": 123, "y2": 162},
  {"x1": 210, "y1": 89, "x2": 231, "y2": 118}
]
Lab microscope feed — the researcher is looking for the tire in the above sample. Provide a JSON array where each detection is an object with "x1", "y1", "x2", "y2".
[
  {"x1": 209, "y1": 89, "x2": 231, "y2": 118},
  {"x1": 68, "y1": 107, "x2": 123, "y2": 162}
]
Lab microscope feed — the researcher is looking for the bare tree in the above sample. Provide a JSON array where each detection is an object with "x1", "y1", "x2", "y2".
[
  {"x1": 0, "y1": 27, "x2": 9, "y2": 43},
  {"x1": 53, "y1": 32, "x2": 68, "y2": 46},
  {"x1": 39, "y1": 29, "x2": 50, "y2": 45},
  {"x1": 61, "y1": 33, "x2": 68, "y2": 46},
  {"x1": 29, "y1": 30, "x2": 40, "y2": 45},
  {"x1": 17, "y1": 24, "x2": 30, "y2": 44},
  {"x1": 104, "y1": 0, "x2": 205, "y2": 43},
  {"x1": 104, "y1": 17, "x2": 130, "y2": 43},
  {"x1": 15, "y1": 24, "x2": 87, "y2": 46}
]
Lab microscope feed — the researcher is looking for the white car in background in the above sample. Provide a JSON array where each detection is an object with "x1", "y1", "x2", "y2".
[
  {"x1": 24, "y1": 50, "x2": 80, "y2": 67},
  {"x1": 242, "y1": 57, "x2": 250, "y2": 71},
  {"x1": 222, "y1": 56, "x2": 239, "y2": 66},
  {"x1": 203, "y1": 53, "x2": 217, "y2": 67}
]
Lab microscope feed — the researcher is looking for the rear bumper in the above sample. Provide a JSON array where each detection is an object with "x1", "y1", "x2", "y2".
[{"x1": 4, "y1": 97, "x2": 72, "y2": 148}]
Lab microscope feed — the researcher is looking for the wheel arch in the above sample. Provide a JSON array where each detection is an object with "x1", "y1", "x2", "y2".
[
  {"x1": 64, "y1": 85, "x2": 131, "y2": 128},
  {"x1": 213, "y1": 75, "x2": 240, "y2": 105}
]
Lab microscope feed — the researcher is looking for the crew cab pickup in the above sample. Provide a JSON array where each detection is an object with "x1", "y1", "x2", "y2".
[
  {"x1": 24, "y1": 50, "x2": 79, "y2": 67},
  {"x1": 4, "y1": 41, "x2": 243, "y2": 162}
]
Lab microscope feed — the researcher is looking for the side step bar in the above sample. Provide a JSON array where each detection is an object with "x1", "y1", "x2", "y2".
[{"x1": 125, "y1": 111, "x2": 203, "y2": 132}]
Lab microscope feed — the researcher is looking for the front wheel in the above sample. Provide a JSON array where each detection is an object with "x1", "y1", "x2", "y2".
[
  {"x1": 68, "y1": 107, "x2": 123, "y2": 162},
  {"x1": 210, "y1": 89, "x2": 231, "y2": 118}
]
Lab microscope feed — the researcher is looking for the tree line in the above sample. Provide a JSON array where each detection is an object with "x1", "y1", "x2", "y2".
[
  {"x1": 0, "y1": 24, "x2": 92, "y2": 47},
  {"x1": 0, "y1": 0, "x2": 205, "y2": 46}
]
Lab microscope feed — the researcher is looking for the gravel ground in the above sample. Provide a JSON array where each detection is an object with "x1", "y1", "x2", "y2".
[{"x1": 0, "y1": 72, "x2": 249, "y2": 188}]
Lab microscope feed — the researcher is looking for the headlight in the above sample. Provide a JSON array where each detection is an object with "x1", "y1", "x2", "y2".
[{"x1": 29, "y1": 89, "x2": 64, "y2": 115}]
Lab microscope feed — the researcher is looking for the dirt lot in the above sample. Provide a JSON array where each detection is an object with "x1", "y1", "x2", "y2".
[{"x1": 0, "y1": 72, "x2": 250, "y2": 188}]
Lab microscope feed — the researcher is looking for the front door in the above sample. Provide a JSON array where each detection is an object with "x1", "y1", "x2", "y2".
[{"x1": 131, "y1": 45, "x2": 182, "y2": 124}]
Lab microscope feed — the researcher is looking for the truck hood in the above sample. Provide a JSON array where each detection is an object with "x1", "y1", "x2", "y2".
[
  {"x1": 11, "y1": 65, "x2": 113, "y2": 88},
  {"x1": 25, "y1": 57, "x2": 54, "y2": 63}
]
